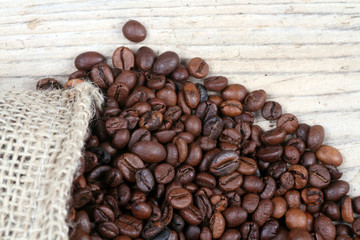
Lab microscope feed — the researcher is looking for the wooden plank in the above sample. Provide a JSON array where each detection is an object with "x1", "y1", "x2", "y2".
[{"x1": 0, "y1": 0, "x2": 360, "y2": 197}]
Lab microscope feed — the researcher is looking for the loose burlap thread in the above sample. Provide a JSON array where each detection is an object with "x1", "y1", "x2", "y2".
[{"x1": 0, "y1": 82, "x2": 103, "y2": 240}]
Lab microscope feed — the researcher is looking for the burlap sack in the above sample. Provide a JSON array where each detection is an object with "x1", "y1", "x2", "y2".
[{"x1": 0, "y1": 82, "x2": 103, "y2": 240}]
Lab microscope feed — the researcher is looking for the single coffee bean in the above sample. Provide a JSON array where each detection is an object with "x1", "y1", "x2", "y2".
[
  {"x1": 242, "y1": 193, "x2": 260, "y2": 214},
  {"x1": 75, "y1": 51, "x2": 105, "y2": 71},
  {"x1": 105, "y1": 168, "x2": 123, "y2": 187},
  {"x1": 340, "y1": 195, "x2": 354, "y2": 223},
  {"x1": 36, "y1": 78, "x2": 61, "y2": 90},
  {"x1": 107, "y1": 82, "x2": 130, "y2": 106},
  {"x1": 285, "y1": 208, "x2": 307, "y2": 230},
  {"x1": 308, "y1": 164, "x2": 331, "y2": 188},
  {"x1": 286, "y1": 137, "x2": 306, "y2": 155},
  {"x1": 244, "y1": 89, "x2": 267, "y2": 112},
  {"x1": 222, "y1": 206, "x2": 247, "y2": 228},
  {"x1": 261, "y1": 101, "x2": 282, "y2": 120},
  {"x1": 204, "y1": 76, "x2": 228, "y2": 92},
  {"x1": 314, "y1": 215, "x2": 336, "y2": 240},
  {"x1": 209, "y1": 150, "x2": 240, "y2": 177},
  {"x1": 167, "y1": 188, "x2": 192, "y2": 209},
  {"x1": 260, "y1": 176, "x2": 276, "y2": 199},
  {"x1": 261, "y1": 127, "x2": 287, "y2": 145},
  {"x1": 276, "y1": 113, "x2": 298, "y2": 134},
  {"x1": 353, "y1": 196, "x2": 360, "y2": 214},
  {"x1": 179, "y1": 204, "x2": 203, "y2": 225},
  {"x1": 353, "y1": 217, "x2": 360, "y2": 237},
  {"x1": 242, "y1": 175, "x2": 264, "y2": 193},
  {"x1": 210, "y1": 194, "x2": 228, "y2": 212},
  {"x1": 122, "y1": 20, "x2": 147, "y2": 42},
  {"x1": 142, "y1": 220, "x2": 165, "y2": 240},
  {"x1": 237, "y1": 156, "x2": 257, "y2": 175},
  {"x1": 283, "y1": 145, "x2": 300, "y2": 164},
  {"x1": 132, "y1": 201, "x2": 152, "y2": 220},
  {"x1": 115, "y1": 70, "x2": 137, "y2": 90},
  {"x1": 307, "y1": 125, "x2": 325, "y2": 151},
  {"x1": 169, "y1": 213, "x2": 185, "y2": 233},
  {"x1": 136, "y1": 168, "x2": 155, "y2": 193},
  {"x1": 185, "y1": 115, "x2": 202, "y2": 137},
  {"x1": 171, "y1": 64, "x2": 189, "y2": 82},
  {"x1": 285, "y1": 190, "x2": 301, "y2": 209},
  {"x1": 296, "y1": 123, "x2": 310, "y2": 142},
  {"x1": 301, "y1": 187, "x2": 324, "y2": 205},
  {"x1": 183, "y1": 81, "x2": 200, "y2": 109},
  {"x1": 316, "y1": 145, "x2": 343, "y2": 167},
  {"x1": 112, "y1": 46, "x2": 135, "y2": 70},
  {"x1": 97, "y1": 221, "x2": 119, "y2": 239},
  {"x1": 210, "y1": 212, "x2": 225, "y2": 239},
  {"x1": 93, "y1": 205, "x2": 115, "y2": 223},
  {"x1": 271, "y1": 196, "x2": 287, "y2": 219},
  {"x1": 288, "y1": 229, "x2": 311, "y2": 240},
  {"x1": 153, "y1": 227, "x2": 171, "y2": 240},
  {"x1": 188, "y1": 57, "x2": 209, "y2": 79},
  {"x1": 195, "y1": 192, "x2": 212, "y2": 220},
  {"x1": 153, "y1": 51, "x2": 180, "y2": 75},
  {"x1": 252, "y1": 199, "x2": 273, "y2": 226},
  {"x1": 203, "y1": 116, "x2": 224, "y2": 140},
  {"x1": 221, "y1": 84, "x2": 247, "y2": 101},
  {"x1": 240, "y1": 221, "x2": 259, "y2": 239},
  {"x1": 69, "y1": 70, "x2": 88, "y2": 80},
  {"x1": 115, "y1": 153, "x2": 145, "y2": 182},
  {"x1": 112, "y1": 129, "x2": 130, "y2": 149},
  {"x1": 220, "y1": 229, "x2": 241, "y2": 240},
  {"x1": 322, "y1": 201, "x2": 340, "y2": 221},
  {"x1": 260, "y1": 219, "x2": 280, "y2": 240},
  {"x1": 131, "y1": 141, "x2": 166, "y2": 163},
  {"x1": 300, "y1": 151, "x2": 317, "y2": 167},
  {"x1": 91, "y1": 63, "x2": 114, "y2": 89},
  {"x1": 218, "y1": 171, "x2": 243, "y2": 192},
  {"x1": 220, "y1": 99, "x2": 243, "y2": 117},
  {"x1": 153, "y1": 163, "x2": 175, "y2": 184},
  {"x1": 176, "y1": 164, "x2": 195, "y2": 184},
  {"x1": 256, "y1": 145, "x2": 283, "y2": 163},
  {"x1": 64, "y1": 78, "x2": 85, "y2": 88},
  {"x1": 323, "y1": 180, "x2": 349, "y2": 201}
]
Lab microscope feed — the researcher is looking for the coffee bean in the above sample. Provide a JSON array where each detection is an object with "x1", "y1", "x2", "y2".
[
  {"x1": 324, "y1": 180, "x2": 349, "y2": 201},
  {"x1": 210, "y1": 212, "x2": 225, "y2": 239},
  {"x1": 244, "y1": 89, "x2": 267, "y2": 112},
  {"x1": 210, "y1": 194, "x2": 228, "y2": 212},
  {"x1": 240, "y1": 221, "x2": 259, "y2": 239},
  {"x1": 91, "y1": 63, "x2": 114, "y2": 89},
  {"x1": 112, "y1": 46, "x2": 135, "y2": 70},
  {"x1": 222, "y1": 206, "x2": 247, "y2": 228},
  {"x1": 183, "y1": 81, "x2": 200, "y2": 109},
  {"x1": 256, "y1": 145, "x2": 283, "y2": 163},
  {"x1": 220, "y1": 229, "x2": 241, "y2": 240},
  {"x1": 285, "y1": 208, "x2": 307, "y2": 230},
  {"x1": 107, "y1": 82, "x2": 130, "y2": 106},
  {"x1": 75, "y1": 51, "x2": 105, "y2": 71},
  {"x1": 322, "y1": 201, "x2": 340, "y2": 221},
  {"x1": 308, "y1": 164, "x2": 331, "y2": 188},
  {"x1": 153, "y1": 51, "x2": 179, "y2": 75},
  {"x1": 353, "y1": 217, "x2": 360, "y2": 237},
  {"x1": 261, "y1": 101, "x2": 282, "y2": 120},
  {"x1": 237, "y1": 156, "x2": 257, "y2": 175},
  {"x1": 131, "y1": 141, "x2": 166, "y2": 163},
  {"x1": 271, "y1": 196, "x2": 287, "y2": 219},
  {"x1": 261, "y1": 127, "x2": 287, "y2": 145},
  {"x1": 218, "y1": 171, "x2": 243, "y2": 192},
  {"x1": 105, "y1": 168, "x2": 123, "y2": 187},
  {"x1": 340, "y1": 195, "x2": 354, "y2": 223},
  {"x1": 220, "y1": 99, "x2": 243, "y2": 117},
  {"x1": 314, "y1": 215, "x2": 336, "y2": 240},
  {"x1": 276, "y1": 113, "x2": 298, "y2": 134},
  {"x1": 122, "y1": 20, "x2": 146, "y2": 42},
  {"x1": 209, "y1": 150, "x2": 240, "y2": 177},
  {"x1": 93, "y1": 205, "x2": 115, "y2": 223},
  {"x1": 64, "y1": 78, "x2": 85, "y2": 88},
  {"x1": 136, "y1": 168, "x2": 155, "y2": 193},
  {"x1": 203, "y1": 116, "x2": 224, "y2": 140},
  {"x1": 188, "y1": 57, "x2": 209, "y2": 78},
  {"x1": 69, "y1": 70, "x2": 88, "y2": 80},
  {"x1": 307, "y1": 125, "x2": 325, "y2": 151},
  {"x1": 167, "y1": 188, "x2": 192, "y2": 209},
  {"x1": 301, "y1": 187, "x2": 324, "y2": 205},
  {"x1": 176, "y1": 164, "x2": 195, "y2": 184},
  {"x1": 288, "y1": 229, "x2": 311, "y2": 240},
  {"x1": 97, "y1": 221, "x2": 119, "y2": 239},
  {"x1": 316, "y1": 145, "x2": 343, "y2": 167},
  {"x1": 242, "y1": 193, "x2": 260, "y2": 214},
  {"x1": 36, "y1": 78, "x2": 61, "y2": 90},
  {"x1": 221, "y1": 84, "x2": 247, "y2": 101},
  {"x1": 179, "y1": 204, "x2": 203, "y2": 225}
]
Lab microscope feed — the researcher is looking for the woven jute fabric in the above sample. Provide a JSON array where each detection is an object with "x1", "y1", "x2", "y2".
[{"x1": 0, "y1": 82, "x2": 103, "y2": 240}]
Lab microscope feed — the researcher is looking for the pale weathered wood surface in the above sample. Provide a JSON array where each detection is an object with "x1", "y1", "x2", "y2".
[{"x1": 1, "y1": 0, "x2": 360, "y2": 195}]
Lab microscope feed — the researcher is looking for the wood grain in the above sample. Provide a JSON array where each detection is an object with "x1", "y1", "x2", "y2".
[{"x1": 1, "y1": 0, "x2": 360, "y2": 195}]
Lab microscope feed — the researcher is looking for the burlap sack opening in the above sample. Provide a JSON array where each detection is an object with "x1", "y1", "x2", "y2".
[{"x1": 0, "y1": 82, "x2": 103, "y2": 240}]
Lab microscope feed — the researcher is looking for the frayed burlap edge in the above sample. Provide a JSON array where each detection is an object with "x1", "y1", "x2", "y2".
[{"x1": 0, "y1": 82, "x2": 103, "y2": 240}]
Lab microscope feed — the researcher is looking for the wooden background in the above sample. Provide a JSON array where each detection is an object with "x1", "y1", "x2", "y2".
[{"x1": 1, "y1": 0, "x2": 360, "y2": 195}]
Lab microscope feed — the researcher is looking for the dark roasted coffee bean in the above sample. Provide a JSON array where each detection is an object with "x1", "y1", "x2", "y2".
[
  {"x1": 107, "y1": 82, "x2": 130, "y2": 106},
  {"x1": 314, "y1": 215, "x2": 336, "y2": 240},
  {"x1": 325, "y1": 164, "x2": 343, "y2": 180},
  {"x1": 176, "y1": 164, "x2": 195, "y2": 184},
  {"x1": 115, "y1": 70, "x2": 137, "y2": 90},
  {"x1": 200, "y1": 226, "x2": 212, "y2": 240},
  {"x1": 179, "y1": 204, "x2": 203, "y2": 225},
  {"x1": 167, "y1": 188, "x2": 192, "y2": 209},
  {"x1": 322, "y1": 201, "x2": 340, "y2": 221},
  {"x1": 260, "y1": 176, "x2": 276, "y2": 199},
  {"x1": 296, "y1": 123, "x2": 310, "y2": 142},
  {"x1": 256, "y1": 145, "x2": 283, "y2": 163},
  {"x1": 286, "y1": 137, "x2": 306, "y2": 155},
  {"x1": 285, "y1": 190, "x2": 301, "y2": 208},
  {"x1": 218, "y1": 171, "x2": 243, "y2": 192},
  {"x1": 244, "y1": 89, "x2": 267, "y2": 112},
  {"x1": 340, "y1": 195, "x2": 354, "y2": 223},
  {"x1": 210, "y1": 212, "x2": 225, "y2": 239},
  {"x1": 112, "y1": 46, "x2": 135, "y2": 70},
  {"x1": 260, "y1": 219, "x2": 279, "y2": 240},
  {"x1": 261, "y1": 101, "x2": 282, "y2": 120},
  {"x1": 131, "y1": 201, "x2": 152, "y2": 220},
  {"x1": 323, "y1": 180, "x2": 349, "y2": 201},
  {"x1": 316, "y1": 145, "x2": 343, "y2": 167},
  {"x1": 131, "y1": 140, "x2": 166, "y2": 163},
  {"x1": 220, "y1": 99, "x2": 243, "y2": 117},
  {"x1": 203, "y1": 116, "x2": 223, "y2": 140},
  {"x1": 276, "y1": 113, "x2": 298, "y2": 134},
  {"x1": 221, "y1": 84, "x2": 247, "y2": 101},
  {"x1": 115, "y1": 153, "x2": 145, "y2": 182},
  {"x1": 69, "y1": 70, "x2": 88, "y2": 80},
  {"x1": 308, "y1": 164, "x2": 331, "y2": 188},
  {"x1": 353, "y1": 196, "x2": 360, "y2": 214},
  {"x1": 240, "y1": 221, "x2": 259, "y2": 239},
  {"x1": 283, "y1": 145, "x2": 300, "y2": 164},
  {"x1": 301, "y1": 187, "x2": 324, "y2": 205},
  {"x1": 36, "y1": 78, "x2": 61, "y2": 90},
  {"x1": 153, "y1": 51, "x2": 180, "y2": 75},
  {"x1": 188, "y1": 57, "x2": 209, "y2": 78},
  {"x1": 91, "y1": 63, "x2": 114, "y2": 89},
  {"x1": 196, "y1": 83, "x2": 208, "y2": 102},
  {"x1": 242, "y1": 193, "x2": 260, "y2": 214},
  {"x1": 153, "y1": 227, "x2": 171, "y2": 240},
  {"x1": 116, "y1": 215, "x2": 143, "y2": 238},
  {"x1": 75, "y1": 51, "x2": 105, "y2": 71},
  {"x1": 171, "y1": 64, "x2": 189, "y2": 82},
  {"x1": 307, "y1": 125, "x2": 325, "y2": 151},
  {"x1": 204, "y1": 76, "x2": 228, "y2": 92},
  {"x1": 89, "y1": 147, "x2": 111, "y2": 165},
  {"x1": 183, "y1": 81, "x2": 200, "y2": 109},
  {"x1": 105, "y1": 168, "x2": 123, "y2": 187},
  {"x1": 237, "y1": 156, "x2": 257, "y2": 175},
  {"x1": 122, "y1": 20, "x2": 146, "y2": 42},
  {"x1": 209, "y1": 150, "x2": 239, "y2": 177},
  {"x1": 169, "y1": 213, "x2": 185, "y2": 233},
  {"x1": 353, "y1": 217, "x2": 360, "y2": 237},
  {"x1": 261, "y1": 127, "x2": 286, "y2": 145},
  {"x1": 285, "y1": 208, "x2": 307, "y2": 230},
  {"x1": 93, "y1": 205, "x2": 115, "y2": 223},
  {"x1": 97, "y1": 221, "x2": 119, "y2": 239},
  {"x1": 135, "y1": 46, "x2": 155, "y2": 71},
  {"x1": 222, "y1": 206, "x2": 247, "y2": 228},
  {"x1": 136, "y1": 168, "x2": 155, "y2": 193},
  {"x1": 252, "y1": 199, "x2": 273, "y2": 226},
  {"x1": 271, "y1": 196, "x2": 287, "y2": 219},
  {"x1": 288, "y1": 229, "x2": 311, "y2": 240}
]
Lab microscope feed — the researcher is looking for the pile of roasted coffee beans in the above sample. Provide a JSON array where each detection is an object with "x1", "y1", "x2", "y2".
[{"x1": 36, "y1": 20, "x2": 360, "y2": 240}]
